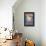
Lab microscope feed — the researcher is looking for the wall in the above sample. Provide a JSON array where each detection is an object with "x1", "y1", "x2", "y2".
[
  {"x1": 13, "y1": 0, "x2": 41, "y2": 46},
  {"x1": 41, "y1": 0, "x2": 46, "y2": 46},
  {"x1": 0, "y1": 0, "x2": 16, "y2": 29},
  {"x1": 0, "y1": 0, "x2": 16, "y2": 38}
]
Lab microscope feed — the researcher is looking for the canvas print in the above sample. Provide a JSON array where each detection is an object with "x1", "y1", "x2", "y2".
[{"x1": 24, "y1": 12, "x2": 35, "y2": 26}]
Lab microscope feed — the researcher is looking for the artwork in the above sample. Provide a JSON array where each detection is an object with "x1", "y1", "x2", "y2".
[{"x1": 24, "y1": 12, "x2": 35, "y2": 26}]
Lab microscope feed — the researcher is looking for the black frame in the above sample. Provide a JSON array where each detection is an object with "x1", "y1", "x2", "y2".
[{"x1": 24, "y1": 12, "x2": 35, "y2": 26}]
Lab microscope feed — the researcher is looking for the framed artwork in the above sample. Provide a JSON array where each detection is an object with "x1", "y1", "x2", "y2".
[{"x1": 24, "y1": 12, "x2": 35, "y2": 26}]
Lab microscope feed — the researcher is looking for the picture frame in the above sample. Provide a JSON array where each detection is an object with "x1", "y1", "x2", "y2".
[{"x1": 24, "y1": 12, "x2": 35, "y2": 26}]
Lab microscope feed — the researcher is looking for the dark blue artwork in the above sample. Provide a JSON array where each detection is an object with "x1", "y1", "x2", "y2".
[{"x1": 24, "y1": 12, "x2": 35, "y2": 26}]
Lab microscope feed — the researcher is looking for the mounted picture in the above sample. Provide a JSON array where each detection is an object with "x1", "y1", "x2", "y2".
[{"x1": 24, "y1": 12, "x2": 35, "y2": 26}]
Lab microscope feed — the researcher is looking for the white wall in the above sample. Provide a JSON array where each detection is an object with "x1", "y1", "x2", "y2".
[
  {"x1": 13, "y1": 0, "x2": 41, "y2": 46},
  {"x1": 41, "y1": 0, "x2": 46, "y2": 46},
  {"x1": 0, "y1": 0, "x2": 17, "y2": 38},
  {"x1": 0, "y1": 0, "x2": 16, "y2": 29}
]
